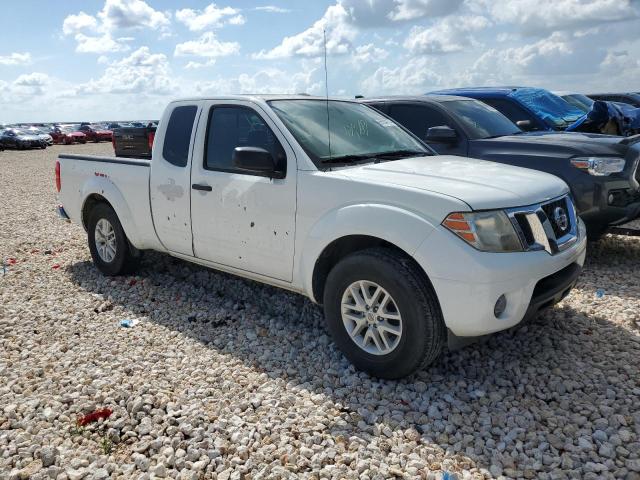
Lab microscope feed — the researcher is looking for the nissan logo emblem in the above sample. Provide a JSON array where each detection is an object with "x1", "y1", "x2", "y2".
[{"x1": 553, "y1": 206, "x2": 569, "y2": 231}]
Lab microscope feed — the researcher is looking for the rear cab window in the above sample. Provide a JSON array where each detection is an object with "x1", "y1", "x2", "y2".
[{"x1": 163, "y1": 105, "x2": 198, "y2": 167}]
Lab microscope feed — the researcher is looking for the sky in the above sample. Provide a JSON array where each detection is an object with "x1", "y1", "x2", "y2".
[{"x1": 1, "y1": 0, "x2": 639, "y2": 123}]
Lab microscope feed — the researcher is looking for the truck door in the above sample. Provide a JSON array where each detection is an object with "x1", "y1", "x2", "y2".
[
  {"x1": 150, "y1": 103, "x2": 200, "y2": 256},
  {"x1": 190, "y1": 100, "x2": 297, "y2": 282}
]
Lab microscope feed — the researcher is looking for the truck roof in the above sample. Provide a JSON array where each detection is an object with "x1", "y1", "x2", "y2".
[
  {"x1": 429, "y1": 87, "x2": 527, "y2": 97},
  {"x1": 359, "y1": 94, "x2": 473, "y2": 103},
  {"x1": 168, "y1": 94, "x2": 357, "y2": 104}
]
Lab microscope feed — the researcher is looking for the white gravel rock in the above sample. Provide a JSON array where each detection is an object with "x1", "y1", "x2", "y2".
[{"x1": 0, "y1": 144, "x2": 639, "y2": 479}]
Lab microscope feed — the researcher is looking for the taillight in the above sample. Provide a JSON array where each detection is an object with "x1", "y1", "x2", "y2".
[
  {"x1": 148, "y1": 131, "x2": 155, "y2": 151},
  {"x1": 55, "y1": 160, "x2": 61, "y2": 192}
]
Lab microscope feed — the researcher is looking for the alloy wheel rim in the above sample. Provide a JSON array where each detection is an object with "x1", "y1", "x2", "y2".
[
  {"x1": 340, "y1": 280, "x2": 403, "y2": 355},
  {"x1": 94, "y1": 218, "x2": 117, "y2": 263}
]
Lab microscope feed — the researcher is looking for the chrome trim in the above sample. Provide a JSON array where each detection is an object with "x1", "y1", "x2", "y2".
[{"x1": 506, "y1": 195, "x2": 578, "y2": 255}]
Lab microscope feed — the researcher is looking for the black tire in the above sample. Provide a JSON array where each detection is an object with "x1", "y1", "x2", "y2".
[
  {"x1": 587, "y1": 226, "x2": 607, "y2": 242},
  {"x1": 87, "y1": 203, "x2": 140, "y2": 276},
  {"x1": 323, "y1": 247, "x2": 446, "y2": 379}
]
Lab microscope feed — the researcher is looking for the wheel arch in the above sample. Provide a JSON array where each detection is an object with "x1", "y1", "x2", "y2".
[
  {"x1": 79, "y1": 180, "x2": 142, "y2": 248},
  {"x1": 312, "y1": 235, "x2": 424, "y2": 304}
]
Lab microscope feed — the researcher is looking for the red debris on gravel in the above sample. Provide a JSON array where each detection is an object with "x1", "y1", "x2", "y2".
[
  {"x1": 52, "y1": 264, "x2": 61, "y2": 269},
  {"x1": 77, "y1": 408, "x2": 113, "y2": 426}
]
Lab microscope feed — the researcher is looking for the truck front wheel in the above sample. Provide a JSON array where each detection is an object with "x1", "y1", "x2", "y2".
[
  {"x1": 87, "y1": 203, "x2": 140, "y2": 276},
  {"x1": 323, "y1": 248, "x2": 445, "y2": 379}
]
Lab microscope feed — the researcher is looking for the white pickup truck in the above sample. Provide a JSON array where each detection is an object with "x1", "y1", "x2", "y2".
[{"x1": 57, "y1": 95, "x2": 587, "y2": 378}]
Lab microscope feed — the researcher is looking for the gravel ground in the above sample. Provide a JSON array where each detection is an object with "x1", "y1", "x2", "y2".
[{"x1": 1, "y1": 144, "x2": 639, "y2": 480}]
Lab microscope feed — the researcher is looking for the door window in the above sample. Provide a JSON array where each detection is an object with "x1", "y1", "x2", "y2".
[
  {"x1": 163, "y1": 105, "x2": 198, "y2": 167},
  {"x1": 205, "y1": 106, "x2": 286, "y2": 175},
  {"x1": 481, "y1": 99, "x2": 542, "y2": 130},
  {"x1": 387, "y1": 104, "x2": 450, "y2": 139}
]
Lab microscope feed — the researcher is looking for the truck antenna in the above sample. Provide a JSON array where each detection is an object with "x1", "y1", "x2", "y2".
[{"x1": 323, "y1": 28, "x2": 332, "y2": 162}]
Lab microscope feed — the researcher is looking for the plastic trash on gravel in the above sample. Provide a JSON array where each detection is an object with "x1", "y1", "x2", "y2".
[{"x1": 120, "y1": 319, "x2": 139, "y2": 328}]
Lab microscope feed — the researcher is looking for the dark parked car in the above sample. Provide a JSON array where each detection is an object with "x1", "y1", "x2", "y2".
[
  {"x1": 430, "y1": 87, "x2": 593, "y2": 132},
  {"x1": 0, "y1": 128, "x2": 47, "y2": 149},
  {"x1": 78, "y1": 124, "x2": 113, "y2": 142},
  {"x1": 361, "y1": 95, "x2": 640, "y2": 239},
  {"x1": 588, "y1": 93, "x2": 640, "y2": 108},
  {"x1": 112, "y1": 123, "x2": 156, "y2": 159}
]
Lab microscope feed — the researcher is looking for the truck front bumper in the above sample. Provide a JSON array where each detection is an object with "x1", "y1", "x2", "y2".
[{"x1": 414, "y1": 221, "x2": 587, "y2": 337}]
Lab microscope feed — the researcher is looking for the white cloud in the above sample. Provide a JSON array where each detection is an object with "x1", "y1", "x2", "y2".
[
  {"x1": 194, "y1": 67, "x2": 322, "y2": 95},
  {"x1": 360, "y1": 56, "x2": 441, "y2": 94},
  {"x1": 338, "y1": 0, "x2": 464, "y2": 27},
  {"x1": 174, "y1": 32, "x2": 240, "y2": 58},
  {"x1": 98, "y1": 0, "x2": 170, "y2": 31},
  {"x1": 403, "y1": 15, "x2": 490, "y2": 54},
  {"x1": 0, "y1": 52, "x2": 32, "y2": 66},
  {"x1": 185, "y1": 59, "x2": 217, "y2": 69},
  {"x1": 62, "y1": 12, "x2": 99, "y2": 35},
  {"x1": 351, "y1": 44, "x2": 389, "y2": 65},
  {"x1": 74, "y1": 33, "x2": 130, "y2": 54},
  {"x1": 388, "y1": 0, "x2": 465, "y2": 21},
  {"x1": 254, "y1": 4, "x2": 356, "y2": 59},
  {"x1": 176, "y1": 3, "x2": 244, "y2": 31},
  {"x1": 62, "y1": 0, "x2": 170, "y2": 53},
  {"x1": 254, "y1": 6, "x2": 291, "y2": 13},
  {"x1": 484, "y1": 0, "x2": 639, "y2": 34},
  {"x1": 11, "y1": 72, "x2": 50, "y2": 96},
  {"x1": 78, "y1": 47, "x2": 176, "y2": 95}
]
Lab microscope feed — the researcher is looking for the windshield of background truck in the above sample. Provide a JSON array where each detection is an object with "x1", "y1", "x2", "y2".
[
  {"x1": 269, "y1": 99, "x2": 430, "y2": 166},
  {"x1": 446, "y1": 100, "x2": 521, "y2": 139},
  {"x1": 509, "y1": 88, "x2": 584, "y2": 129}
]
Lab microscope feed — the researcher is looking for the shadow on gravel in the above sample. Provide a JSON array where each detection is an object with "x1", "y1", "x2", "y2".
[{"x1": 67, "y1": 237, "x2": 640, "y2": 476}]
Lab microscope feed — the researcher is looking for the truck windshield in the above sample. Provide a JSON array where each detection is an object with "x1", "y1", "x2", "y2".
[
  {"x1": 445, "y1": 100, "x2": 521, "y2": 139},
  {"x1": 562, "y1": 94, "x2": 594, "y2": 113},
  {"x1": 509, "y1": 88, "x2": 584, "y2": 129},
  {"x1": 268, "y1": 99, "x2": 431, "y2": 167}
]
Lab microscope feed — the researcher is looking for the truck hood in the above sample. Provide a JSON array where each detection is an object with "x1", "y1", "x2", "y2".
[
  {"x1": 341, "y1": 155, "x2": 568, "y2": 210},
  {"x1": 485, "y1": 131, "x2": 625, "y2": 155}
]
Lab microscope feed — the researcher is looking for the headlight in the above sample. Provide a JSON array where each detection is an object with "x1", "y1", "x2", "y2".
[
  {"x1": 570, "y1": 156, "x2": 625, "y2": 176},
  {"x1": 442, "y1": 210, "x2": 523, "y2": 252}
]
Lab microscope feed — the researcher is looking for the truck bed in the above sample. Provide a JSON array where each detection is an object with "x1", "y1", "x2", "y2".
[{"x1": 57, "y1": 153, "x2": 162, "y2": 251}]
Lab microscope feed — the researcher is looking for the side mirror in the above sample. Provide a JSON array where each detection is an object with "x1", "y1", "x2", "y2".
[
  {"x1": 516, "y1": 120, "x2": 533, "y2": 131},
  {"x1": 233, "y1": 147, "x2": 283, "y2": 179},
  {"x1": 426, "y1": 125, "x2": 457, "y2": 144}
]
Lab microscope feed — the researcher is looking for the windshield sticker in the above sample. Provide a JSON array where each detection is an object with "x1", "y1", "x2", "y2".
[{"x1": 344, "y1": 120, "x2": 369, "y2": 137}]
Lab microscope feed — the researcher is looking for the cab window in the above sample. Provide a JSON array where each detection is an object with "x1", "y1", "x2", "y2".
[{"x1": 204, "y1": 106, "x2": 286, "y2": 175}]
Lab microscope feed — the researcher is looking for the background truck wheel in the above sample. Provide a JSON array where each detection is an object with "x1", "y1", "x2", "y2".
[
  {"x1": 87, "y1": 203, "x2": 140, "y2": 276},
  {"x1": 323, "y1": 247, "x2": 445, "y2": 379}
]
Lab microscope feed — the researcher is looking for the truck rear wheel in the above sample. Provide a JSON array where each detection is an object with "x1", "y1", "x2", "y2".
[
  {"x1": 323, "y1": 248, "x2": 445, "y2": 379},
  {"x1": 87, "y1": 203, "x2": 140, "y2": 276}
]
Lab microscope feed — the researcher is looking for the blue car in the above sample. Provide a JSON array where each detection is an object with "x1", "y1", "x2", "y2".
[{"x1": 430, "y1": 87, "x2": 591, "y2": 133}]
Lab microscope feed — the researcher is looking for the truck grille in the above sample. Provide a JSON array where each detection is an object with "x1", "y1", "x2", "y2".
[{"x1": 507, "y1": 195, "x2": 579, "y2": 255}]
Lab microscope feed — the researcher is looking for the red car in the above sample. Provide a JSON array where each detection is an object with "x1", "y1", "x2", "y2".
[
  {"x1": 50, "y1": 125, "x2": 87, "y2": 145},
  {"x1": 78, "y1": 124, "x2": 113, "y2": 142}
]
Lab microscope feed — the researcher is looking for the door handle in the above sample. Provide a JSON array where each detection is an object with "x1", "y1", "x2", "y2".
[{"x1": 192, "y1": 184, "x2": 212, "y2": 192}]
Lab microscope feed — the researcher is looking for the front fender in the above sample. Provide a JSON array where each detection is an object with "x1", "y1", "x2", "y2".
[
  {"x1": 298, "y1": 203, "x2": 438, "y2": 301},
  {"x1": 80, "y1": 176, "x2": 142, "y2": 248}
]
